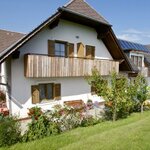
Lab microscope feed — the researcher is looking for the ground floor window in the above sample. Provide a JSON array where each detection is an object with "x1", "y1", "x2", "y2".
[
  {"x1": 31, "y1": 83, "x2": 61, "y2": 104},
  {"x1": 39, "y1": 83, "x2": 53, "y2": 101}
]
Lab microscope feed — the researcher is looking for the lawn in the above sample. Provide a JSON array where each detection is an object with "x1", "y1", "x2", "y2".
[{"x1": 1, "y1": 111, "x2": 150, "y2": 150}]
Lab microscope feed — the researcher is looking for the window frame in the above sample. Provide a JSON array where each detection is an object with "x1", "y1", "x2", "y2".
[
  {"x1": 39, "y1": 83, "x2": 54, "y2": 101},
  {"x1": 31, "y1": 82, "x2": 61, "y2": 104},
  {"x1": 54, "y1": 40, "x2": 68, "y2": 57},
  {"x1": 130, "y1": 53, "x2": 144, "y2": 67},
  {"x1": 85, "y1": 45, "x2": 95, "y2": 59}
]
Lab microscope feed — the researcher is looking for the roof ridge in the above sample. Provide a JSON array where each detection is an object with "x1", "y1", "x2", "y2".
[
  {"x1": 0, "y1": 29, "x2": 25, "y2": 35},
  {"x1": 64, "y1": 0, "x2": 109, "y2": 25},
  {"x1": 64, "y1": 0, "x2": 85, "y2": 8},
  {"x1": 63, "y1": 0, "x2": 74, "y2": 7},
  {"x1": 83, "y1": 0, "x2": 108, "y2": 24}
]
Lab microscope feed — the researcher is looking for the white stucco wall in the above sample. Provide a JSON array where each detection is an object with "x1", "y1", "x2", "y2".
[
  {"x1": 20, "y1": 19, "x2": 113, "y2": 59},
  {"x1": 9, "y1": 19, "x2": 113, "y2": 118},
  {"x1": 10, "y1": 75, "x2": 103, "y2": 117}
]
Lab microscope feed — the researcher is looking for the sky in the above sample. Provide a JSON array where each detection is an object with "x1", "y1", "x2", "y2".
[{"x1": 1, "y1": 0, "x2": 150, "y2": 44}]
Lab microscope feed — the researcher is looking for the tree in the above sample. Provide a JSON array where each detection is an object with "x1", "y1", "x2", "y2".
[
  {"x1": 134, "y1": 75, "x2": 149, "y2": 113},
  {"x1": 86, "y1": 69, "x2": 131, "y2": 121}
]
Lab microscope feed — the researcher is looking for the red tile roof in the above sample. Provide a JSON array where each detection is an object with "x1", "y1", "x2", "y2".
[
  {"x1": 64, "y1": 0, "x2": 109, "y2": 25},
  {"x1": 0, "y1": 29, "x2": 25, "y2": 53}
]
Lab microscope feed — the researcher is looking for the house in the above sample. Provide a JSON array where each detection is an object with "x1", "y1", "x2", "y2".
[
  {"x1": 0, "y1": 29, "x2": 25, "y2": 89},
  {"x1": 0, "y1": 0, "x2": 134, "y2": 118},
  {"x1": 118, "y1": 39, "x2": 150, "y2": 84},
  {"x1": 0, "y1": 29, "x2": 25, "y2": 115}
]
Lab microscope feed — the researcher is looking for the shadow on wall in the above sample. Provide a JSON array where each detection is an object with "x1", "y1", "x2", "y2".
[{"x1": 11, "y1": 77, "x2": 91, "y2": 106}]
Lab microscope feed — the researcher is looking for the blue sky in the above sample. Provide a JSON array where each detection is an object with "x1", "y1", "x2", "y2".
[{"x1": 1, "y1": 0, "x2": 150, "y2": 44}]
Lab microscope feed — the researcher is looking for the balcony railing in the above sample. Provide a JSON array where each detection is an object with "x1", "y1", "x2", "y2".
[{"x1": 24, "y1": 54, "x2": 119, "y2": 77}]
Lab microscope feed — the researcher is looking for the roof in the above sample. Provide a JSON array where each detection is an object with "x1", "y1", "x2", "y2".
[
  {"x1": 145, "y1": 45, "x2": 150, "y2": 50},
  {"x1": 0, "y1": 29, "x2": 25, "y2": 53},
  {"x1": 64, "y1": 0, "x2": 110, "y2": 25},
  {"x1": 118, "y1": 39, "x2": 150, "y2": 53},
  {"x1": 0, "y1": 0, "x2": 133, "y2": 72}
]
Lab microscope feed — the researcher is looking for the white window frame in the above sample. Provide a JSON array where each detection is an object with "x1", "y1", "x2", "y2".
[{"x1": 130, "y1": 52, "x2": 144, "y2": 67}]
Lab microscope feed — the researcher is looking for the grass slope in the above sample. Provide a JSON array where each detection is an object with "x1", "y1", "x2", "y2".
[{"x1": 1, "y1": 111, "x2": 150, "y2": 150}]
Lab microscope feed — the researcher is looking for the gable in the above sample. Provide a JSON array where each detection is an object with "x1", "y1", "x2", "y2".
[
  {"x1": 0, "y1": 0, "x2": 133, "y2": 72},
  {"x1": 19, "y1": 19, "x2": 113, "y2": 60}
]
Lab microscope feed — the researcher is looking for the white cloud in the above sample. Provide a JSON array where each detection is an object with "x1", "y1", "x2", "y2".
[
  {"x1": 123, "y1": 29, "x2": 143, "y2": 34},
  {"x1": 117, "y1": 34, "x2": 141, "y2": 42},
  {"x1": 117, "y1": 28, "x2": 150, "y2": 44}
]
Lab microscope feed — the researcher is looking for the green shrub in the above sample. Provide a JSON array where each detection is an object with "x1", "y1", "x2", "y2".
[
  {"x1": 28, "y1": 106, "x2": 43, "y2": 120},
  {"x1": 45, "y1": 105, "x2": 81, "y2": 132},
  {"x1": 22, "y1": 115, "x2": 59, "y2": 142},
  {"x1": 23, "y1": 105, "x2": 103, "y2": 143},
  {"x1": 81, "y1": 115, "x2": 100, "y2": 127},
  {"x1": 86, "y1": 69, "x2": 149, "y2": 121},
  {"x1": 0, "y1": 114, "x2": 21, "y2": 147}
]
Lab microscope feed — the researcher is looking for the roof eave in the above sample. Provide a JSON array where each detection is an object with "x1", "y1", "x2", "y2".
[
  {"x1": 0, "y1": 11, "x2": 61, "y2": 64},
  {"x1": 59, "y1": 7, "x2": 112, "y2": 27},
  {"x1": 109, "y1": 29, "x2": 134, "y2": 72}
]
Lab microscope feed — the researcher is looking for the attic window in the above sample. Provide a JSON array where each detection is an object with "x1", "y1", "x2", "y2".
[{"x1": 131, "y1": 55, "x2": 143, "y2": 67}]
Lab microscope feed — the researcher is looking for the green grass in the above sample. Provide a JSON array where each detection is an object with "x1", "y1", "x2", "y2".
[{"x1": 1, "y1": 111, "x2": 150, "y2": 150}]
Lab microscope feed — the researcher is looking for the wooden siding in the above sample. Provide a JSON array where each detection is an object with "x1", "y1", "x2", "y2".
[{"x1": 24, "y1": 54, "x2": 119, "y2": 77}]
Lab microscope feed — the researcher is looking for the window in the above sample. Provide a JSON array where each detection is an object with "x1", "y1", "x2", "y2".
[
  {"x1": 86, "y1": 45, "x2": 95, "y2": 59},
  {"x1": 48, "y1": 40, "x2": 74, "y2": 57},
  {"x1": 138, "y1": 57, "x2": 142, "y2": 67},
  {"x1": 55, "y1": 42, "x2": 66, "y2": 57},
  {"x1": 39, "y1": 84, "x2": 53, "y2": 101},
  {"x1": 31, "y1": 83, "x2": 61, "y2": 104},
  {"x1": 131, "y1": 55, "x2": 143, "y2": 67},
  {"x1": 77, "y1": 43, "x2": 95, "y2": 58}
]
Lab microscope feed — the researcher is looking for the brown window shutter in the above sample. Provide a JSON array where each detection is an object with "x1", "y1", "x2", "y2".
[
  {"x1": 68, "y1": 43, "x2": 74, "y2": 57},
  {"x1": 48, "y1": 40, "x2": 55, "y2": 56},
  {"x1": 54, "y1": 83, "x2": 61, "y2": 100},
  {"x1": 31, "y1": 85, "x2": 40, "y2": 104},
  {"x1": 86, "y1": 45, "x2": 91, "y2": 58},
  {"x1": 77, "y1": 42, "x2": 84, "y2": 57},
  {"x1": 91, "y1": 46, "x2": 95, "y2": 58},
  {"x1": 86, "y1": 45, "x2": 95, "y2": 59}
]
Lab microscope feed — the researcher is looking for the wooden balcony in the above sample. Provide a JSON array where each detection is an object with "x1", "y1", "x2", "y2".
[{"x1": 24, "y1": 54, "x2": 119, "y2": 77}]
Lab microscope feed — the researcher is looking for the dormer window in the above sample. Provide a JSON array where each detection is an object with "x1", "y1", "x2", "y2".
[{"x1": 131, "y1": 54, "x2": 143, "y2": 67}]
